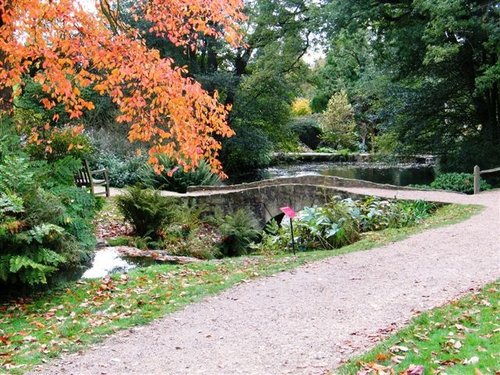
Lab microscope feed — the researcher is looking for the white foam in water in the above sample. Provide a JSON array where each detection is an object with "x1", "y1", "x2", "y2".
[{"x1": 82, "y1": 248, "x2": 136, "y2": 279}]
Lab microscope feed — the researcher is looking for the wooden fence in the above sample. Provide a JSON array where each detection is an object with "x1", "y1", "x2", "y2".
[{"x1": 473, "y1": 165, "x2": 500, "y2": 194}]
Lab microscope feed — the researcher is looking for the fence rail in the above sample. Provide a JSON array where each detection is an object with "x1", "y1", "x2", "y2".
[{"x1": 473, "y1": 165, "x2": 500, "y2": 194}]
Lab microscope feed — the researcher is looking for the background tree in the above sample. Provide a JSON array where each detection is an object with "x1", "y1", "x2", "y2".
[
  {"x1": 320, "y1": 90, "x2": 357, "y2": 150},
  {"x1": 315, "y1": 0, "x2": 500, "y2": 170}
]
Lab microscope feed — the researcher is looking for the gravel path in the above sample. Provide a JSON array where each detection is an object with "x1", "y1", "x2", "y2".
[{"x1": 33, "y1": 188, "x2": 500, "y2": 375}]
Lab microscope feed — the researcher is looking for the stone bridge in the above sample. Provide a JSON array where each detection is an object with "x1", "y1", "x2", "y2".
[{"x1": 179, "y1": 175, "x2": 415, "y2": 227}]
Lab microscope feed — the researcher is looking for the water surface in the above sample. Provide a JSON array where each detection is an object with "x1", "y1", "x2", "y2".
[{"x1": 231, "y1": 162, "x2": 436, "y2": 186}]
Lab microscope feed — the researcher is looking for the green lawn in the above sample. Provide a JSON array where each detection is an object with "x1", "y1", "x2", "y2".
[
  {"x1": 0, "y1": 204, "x2": 481, "y2": 374},
  {"x1": 337, "y1": 281, "x2": 499, "y2": 374}
]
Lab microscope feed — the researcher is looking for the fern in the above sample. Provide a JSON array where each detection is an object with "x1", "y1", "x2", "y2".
[
  {"x1": 27, "y1": 224, "x2": 65, "y2": 244},
  {"x1": 116, "y1": 186, "x2": 178, "y2": 238},
  {"x1": 0, "y1": 192, "x2": 24, "y2": 214},
  {"x1": 218, "y1": 209, "x2": 260, "y2": 257},
  {"x1": 1, "y1": 250, "x2": 63, "y2": 285},
  {"x1": 142, "y1": 155, "x2": 220, "y2": 193},
  {"x1": 40, "y1": 156, "x2": 82, "y2": 188},
  {"x1": 0, "y1": 154, "x2": 36, "y2": 194},
  {"x1": 0, "y1": 133, "x2": 99, "y2": 288}
]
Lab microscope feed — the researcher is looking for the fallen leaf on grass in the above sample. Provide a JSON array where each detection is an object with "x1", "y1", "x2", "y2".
[
  {"x1": 401, "y1": 364, "x2": 424, "y2": 375},
  {"x1": 435, "y1": 358, "x2": 461, "y2": 367},
  {"x1": 32, "y1": 321, "x2": 45, "y2": 329},
  {"x1": 21, "y1": 335, "x2": 37, "y2": 343},
  {"x1": 356, "y1": 362, "x2": 395, "y2": 375},
  {"x1": 0, "y1": 335, "x2": 10, "y2": 345},
  {"x1": 391, "y1": 355, "x2": 405, "y2": 364},
  {"x1": 463, "y1": 356, "x2": 479, "y2": 365},
  {"x1": 390, "y1": 345, "x2": 409, "y2": 353},
  {"x1": 376, "y1": 353, "x2": 389, "y2": 361}
]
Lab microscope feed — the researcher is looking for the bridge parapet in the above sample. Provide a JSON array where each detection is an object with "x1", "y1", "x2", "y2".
[{"x1": 187, "y1": 174, "x2": 422, "y2": 193}]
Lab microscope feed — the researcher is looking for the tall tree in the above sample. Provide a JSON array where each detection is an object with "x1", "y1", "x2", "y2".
[
  {"x1": 317, "y1": 0, "x2": 499, "y2": 169},
  {"x1": 0, "y1": 0, "x2": 245, "y2": 174}
]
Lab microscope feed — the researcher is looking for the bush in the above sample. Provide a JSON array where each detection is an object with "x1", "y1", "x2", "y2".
[
  {"x1": 116, "y1": 187, "x2": 178, "y2": 239},
  {"x1": 428, "y1": 173, "x2": 491, "y2": 194},
  {"x1": 256, "y1": 197, "x2": 436, "y2": 254},
  {"x1": 373, "y1": 131, "x2": 400, "y2": 154},
  {"x1": 291, "y1": 98, "x2": 312, "y2": 117},
  {"x1": 342, "y1": 197, "x2": 435, "y2": 232},
  {"x1": 439, "y1": 137, "x2": 500, "y2": 174},
  {"x1": 296, "y1": 202, "x2": 359, "y2": 250},
  {"x1": 87, "y1": 126, "x2": 148, "y2": 188},
  {"x1": 320, "y1": 91, "x2": 358, "y2": 151},
  {"x1": 218, "y1": 209, "x2": 260, "y2": 257},
  {"x1": 161, "y1": 222, "x2": 222, "y2": 260},
  {"x1": 142, "y1": 155, "x2": 220, "y2": 193},
  {"x1": 220, "y1": 126, "x2": 273, "y2": 176},
  {"x1": 289, "y1": 116, "x2": 322, "y2": 150},
  {"x1": 91, "y1": 152, "x2": 147, "y2": 188},
  {"x1": 0, "y1": 138, "x2": 100, "y2": 287},
  {"x1": 250, "y1": 219, "x2": 291, "y2": 256}
]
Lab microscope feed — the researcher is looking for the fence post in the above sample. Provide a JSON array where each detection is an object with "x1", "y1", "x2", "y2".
[{"x1": 473, "y1": 165, "x2": 481, "y2": 194}]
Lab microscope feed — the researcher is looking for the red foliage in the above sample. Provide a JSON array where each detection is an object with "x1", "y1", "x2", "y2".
[{"x1": 0, "y1": 0, "x2": 245, "y2": 174}]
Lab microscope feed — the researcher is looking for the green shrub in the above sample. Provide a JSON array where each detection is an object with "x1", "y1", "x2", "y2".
[
  {"x1": 343, "y1": 197, "x2": 435, "y2": 232},
  {"x1": 319, "y1": 91, "x2": 358, "y2": 151},
  {"x1": 257, "y1": 197, "x2": 436, "y2": 254},
  {"x1": 296, "y1": 202, "x2": 359, "y2": 250},
  {"x1": 289, "y1": 116, "x2": 322, "y2": 150},
  {"x1": 90, "y1": 152, "x2": 147, "y2": 188},
  {"x1": 142, "y1": 155, "x2": 220, "y2": 193},
  {"x1": 116, "y1": 187, "x2": 177, "y2": 239},
  {"x1": 428, "y1": 173, "x2": 491, "y2": 194},
  {"x1": 220, "y1": 126, "x2": 273, "y2": 175},
  {"x1": 250, "y1": 219, "x2": 291, "y2": 256},
  {"x1": 161, "y1": 223, "x2": 222, "y2": 260},
  {"x1": 0, "y1": 142, "x2": 100, "y2": 287},
  {"x1": 218, "y1": 209, "x2": 260, "y2": 257},
  {"x1": 154, "y1": 203, "x2": 222, "y2": 259},
  {"x1": 373, "y1": 131, "x2": 400, "y2": 154}
]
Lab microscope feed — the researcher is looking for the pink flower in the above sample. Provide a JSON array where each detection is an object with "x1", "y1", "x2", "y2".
[{"x1": 280, "y1": 206, "x2": 296, "y2": 219}]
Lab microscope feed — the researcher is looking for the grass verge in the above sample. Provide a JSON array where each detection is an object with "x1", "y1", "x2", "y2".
[
  {"x1": 0, "y1": 204, "x2": 481, "y2": 374},
  {"x1": 337, "y1": 281, "x2": 499, "y2": 374}
]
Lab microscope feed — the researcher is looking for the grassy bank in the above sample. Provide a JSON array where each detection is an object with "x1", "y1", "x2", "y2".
[
  {"x1": 0, "y1": 204, "x2": 481, "y2": 373},
  {"x1": 338, "y1": 281, "x2": 499, "y2": 374}
]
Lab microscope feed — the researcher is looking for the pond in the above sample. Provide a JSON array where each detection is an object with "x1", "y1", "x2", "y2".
[{"x1": 230, "y1": 162, "x2": 437, "y2": 186}]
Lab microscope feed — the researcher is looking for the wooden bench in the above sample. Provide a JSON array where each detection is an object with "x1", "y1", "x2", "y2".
[{"x1": 74, "y1": 160, "x2": 110, "y2": 197}]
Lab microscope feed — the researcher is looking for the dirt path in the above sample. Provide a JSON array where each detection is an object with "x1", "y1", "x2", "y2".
[{"x1": 33, "y1": 188, "x2": 499, "y2": 375}]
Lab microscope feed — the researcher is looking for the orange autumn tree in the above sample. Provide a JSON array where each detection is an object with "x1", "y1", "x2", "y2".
[{"x1": 0, "y1": 0, "x2": 245, "y2": 174}]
